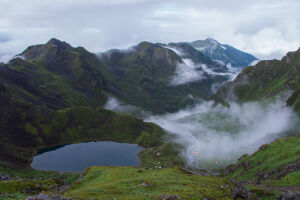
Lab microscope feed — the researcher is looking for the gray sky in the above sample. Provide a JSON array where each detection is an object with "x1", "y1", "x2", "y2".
[{"x1": 0, "y1": 0, "x2": 299, "y2": 61}]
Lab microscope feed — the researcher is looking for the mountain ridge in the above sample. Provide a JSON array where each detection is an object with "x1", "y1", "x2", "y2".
[
  {"x1": 214, "y1": 47, "x2": 300, "y2": 113},
  {"x1": 190, "y1": 38, "x2": 258, "y2": 68}
]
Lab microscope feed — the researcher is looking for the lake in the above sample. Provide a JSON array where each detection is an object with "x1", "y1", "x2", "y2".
[{"x1": 31, "y1": 141, "x2": 143, "y2": 172}]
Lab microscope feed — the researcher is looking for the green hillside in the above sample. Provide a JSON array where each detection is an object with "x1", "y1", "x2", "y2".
[
  {"x1": 64, "y1": 166, "x2": 240, "y2": 200},
  {"x1": 99, "y1": 41, "x2": 219, "y2": 113},
  {"x1": 224, "y1": 136, "x2": 300, "y2": 199},
  {"x1": 0, "y1": 95, "x2": 165, "y2": 168},
  {"x1": 215, "y1": 48, "x2": 300, "y2": 113}
]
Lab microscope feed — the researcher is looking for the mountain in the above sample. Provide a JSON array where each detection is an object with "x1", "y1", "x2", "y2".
[
  {"x1": 10, "y1": 38, "x2": 256, "y2": 115},
  {"x1": 12, "y1": 38, "x2": 237, "y2": 114},
  {"x1": 190, "y1": 38, "x2": 258, "y2": 68},
  {"x1": 98, "y1": 41, "x2": 229, "y2": 113},
  {"x1": 0, "y1": 39, "x2": 166, "y2": 167},
  {"x1": 214, "y1": 47, "x2": 300, "y2": 115},
  {"x1": 1, "y1": 38, "x2": 114, "y2": 109},
  {"x1": 163, "y1": 42, "x2": 229, "y2": 73}
]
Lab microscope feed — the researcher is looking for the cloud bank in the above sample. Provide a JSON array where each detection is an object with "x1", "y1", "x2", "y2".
[
  {"x1": 146, "y1": 101, "x2": 298, "y2": 169},
  {"x1": 171, "y1": 59, "x2": 204, "y2": 85}
]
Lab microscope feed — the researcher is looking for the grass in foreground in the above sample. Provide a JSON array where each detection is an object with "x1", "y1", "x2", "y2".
[
  {"x1": 64, "y1": 166, "x2": 235, "y2": 200},
  {"x1": 0, "y1": 165, "x2": 80, "y2": 199}
]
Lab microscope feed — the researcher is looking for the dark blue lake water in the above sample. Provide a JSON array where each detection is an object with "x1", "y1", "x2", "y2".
[{"x1": 31, "y1": 141, "x2": 143, "y2": 172}]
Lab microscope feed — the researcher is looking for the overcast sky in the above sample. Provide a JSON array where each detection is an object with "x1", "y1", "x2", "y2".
[{"x1": 0, "y1": 0, "x2": 299, "y2": 61}]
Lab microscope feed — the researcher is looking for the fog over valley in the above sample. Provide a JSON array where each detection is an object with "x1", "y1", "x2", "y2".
[{"x1": 105, "y1": 96, "x2": 299, "y2": 169}]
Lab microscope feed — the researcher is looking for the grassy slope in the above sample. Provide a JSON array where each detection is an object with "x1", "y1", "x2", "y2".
[
  {"x1": 212, "y1": 48, "x2": 300, "y2": 197},
  {"x1": 225, "y1": 136, "x2": 300, "y2": 199},
  {"x1": 5, "y1": 136, "x2": 300, "y2": 200},
  {"x1": 287, "y1": 88, "x2": 300, "y2": 115},
  {"x1": 226, "y1": 136, "x2": 300, "y2": 182},
  {"x1": 139, "y1": 142, "x2": 185, "y2": 168},
  {"x1": 64, "y1": 166, "x2": 234, "y2": 200},
  {"x1": 214, "y1": 48, "x2": 300, "y2": 113}
]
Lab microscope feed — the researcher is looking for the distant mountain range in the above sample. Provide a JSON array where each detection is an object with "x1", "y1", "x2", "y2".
[
  {"x1": 189, "y1": 38, "x2": 258, "y2": 68},
  {"x1": 96, "y1": 38, "x2": 257, "y2": 112},
  {"x1": 0, "y1": 38, "x2": 258, "y2": 114},
  {"x1": 98, "y1": 41, "x2": 229, "y2": 113}
]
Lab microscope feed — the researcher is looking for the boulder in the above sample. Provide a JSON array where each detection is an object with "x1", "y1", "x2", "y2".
[{"x1": 277, "y1": 191, "x2": 300, "y2": 200}]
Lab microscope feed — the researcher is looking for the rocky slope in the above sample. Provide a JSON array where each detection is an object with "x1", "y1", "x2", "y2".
[
  {"x1": 211, "y1": 47, "x2": 300, "y2": 198},
  {"x1": 224, "y1": 135, "x2": 300, "y2": 199}
]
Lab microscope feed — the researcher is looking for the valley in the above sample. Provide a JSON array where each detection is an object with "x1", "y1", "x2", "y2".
[{"x1": 0, "y1": 38, "x2": 299, "y2": 200}]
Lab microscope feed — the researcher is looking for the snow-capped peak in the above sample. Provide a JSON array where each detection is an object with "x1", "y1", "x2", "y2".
[{"x1": 205, "y1": 38, "x2": 218, "y2": 45}]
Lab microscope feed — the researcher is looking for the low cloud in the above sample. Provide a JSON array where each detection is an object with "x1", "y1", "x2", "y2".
[
  {"x1": 146, "y1": 100, "x2": 299, "y2": 169},
  {"x1": 104, "y1": 97, "x2": 138, "y2": 113},
  {"x1": 82, "y1": 27, "x2": 102, "y2": 33},
  {"x1": 171, "y1": 59, "x2": 204, "y2": 85},
  {"x1": 0, "y1": 32, "x2": 11, "y2": 43},
  {"x1": 103, "y1": 94, "x2": 299, "y2": 170}
]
